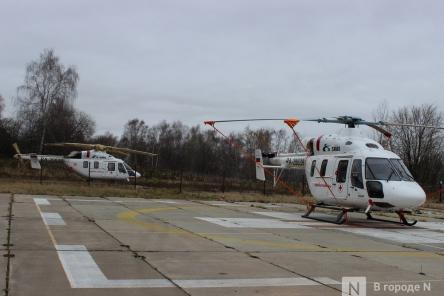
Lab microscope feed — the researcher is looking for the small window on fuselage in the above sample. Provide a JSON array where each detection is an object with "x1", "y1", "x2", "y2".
[
  {"x1": 351, "y1": 159, "x2": 364, "y2": 189},
  {"x1": 336, "y1": 160, "x2": 349, "y2": 183},
  {"x1": 310, "y1": 160, "x2": 316, "y2": 177},
  {"x1": 320, "y1": 160, "x2": 328, "y2": 177},
  {"x1": 83, "y1": 161, "x2": 89, "y2": 168},
  {"x1": 366, "y1": 143, "x2": 379, "y2": 149},
  {"x1": 94, "y1": 161, "x2": 99, "y2": 169},
  {"x1": 118, "y1": 163, "x2": 126, "y2": 173},
  {"x1": 108, "y1": 162, "x2": 116, "y2": 171}
]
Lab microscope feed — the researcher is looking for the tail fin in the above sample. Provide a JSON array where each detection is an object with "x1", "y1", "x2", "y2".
[
  {"x1": 12, "y1": 143, "x2": 24, "y2": 166},
  {"x1": 255, "y1": 149, "x2": 265, "y2": 181},
  {"x1": 29, "y1": 154, "x2": 41, "y2": 170}
]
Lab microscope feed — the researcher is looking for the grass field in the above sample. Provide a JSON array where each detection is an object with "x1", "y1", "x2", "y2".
[
  {"x1": 0, "y1": 178, "x2": 307, "y2": 204},
  {"x1": 0, "y1": 178, "x2": 444, "y2": 210}
]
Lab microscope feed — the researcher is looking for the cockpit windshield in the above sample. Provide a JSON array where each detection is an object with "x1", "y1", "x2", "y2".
[
  {"x1": 390, "y1": 159, "x2": 414, "y2": 181},
  {"x1": 365, "y1": 158, "x2": 413, "y2": 182},
  {"x1": 124, "y1": 162, "x2": 136, "y2": 177}
]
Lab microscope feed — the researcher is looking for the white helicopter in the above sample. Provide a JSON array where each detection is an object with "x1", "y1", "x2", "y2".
[
  {"x1": 205, "y1": 116, "x2": 444, "y2": 226},
  {"x1": 13, "y1": 143, "x2": 157, "y2": 181}
]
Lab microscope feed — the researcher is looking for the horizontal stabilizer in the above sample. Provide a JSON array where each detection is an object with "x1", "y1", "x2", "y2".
[
  {"x1": 255, "y1": 149, "x2": 265, "y2": 181},
  {"x1": 30, "y1": 154, "x2": 41, "y2": 170}
]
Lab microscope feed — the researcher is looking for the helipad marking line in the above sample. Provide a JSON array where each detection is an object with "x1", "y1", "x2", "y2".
[
  {"x1": 207, "y1": 202, "x2": 243, "y2": 206},
  {"x1": 196, "y1": 217, "x2": 311, "y2": 229},
  {"x1": 55, "y1": 245, "x2": 174, "y2": 288},
  {"x1": 335, "y1": 228, "x2": 444, "y2": 244},
  {"x1": 33, "y1": 198, "x2": 337, "y2": 289},
  {"x1": 416, "y1": 222, "x2": 444, "y2": 231},
  {"x1": 55, "y1": 245, "x2": 334, "y2": 288},
  {"x1": 254, "y1": 211, "x2": 305, "y2": 220},
  {"x1": 174, "y1": 277, "x2": 318, "y2": 288},
  {"x1": 253, "y1": 212, "x2": 334, "y2": 226},
  {"x1": 33, "y1": 198, "x2": 50, "y2": 205},
  {"x1": 41, "y1": 212, "x2": 66, "y2": 225}
]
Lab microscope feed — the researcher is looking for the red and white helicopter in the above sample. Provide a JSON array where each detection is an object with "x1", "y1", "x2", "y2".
[
  {"x1": 205, "y1": 116, "x2": 444, "y2": 226},
  {"x1": 13, "y1": 143, "x2": 157, "y2": 181}
]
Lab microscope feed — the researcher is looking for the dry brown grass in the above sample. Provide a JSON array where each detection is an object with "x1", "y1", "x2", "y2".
[{"x1": 0, "y1": 178, "x2": 308, "y2": 204}]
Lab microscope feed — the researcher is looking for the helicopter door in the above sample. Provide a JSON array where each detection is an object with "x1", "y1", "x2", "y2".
[
  {"x1": 107, "y1": 162, "x2": 116, "y2": 178},
  {"x1": 332, "y1": 159, "x2": 349, "y2": 199},
  {"x1": 349, "y1": 159, "x2": 366, "y2": 200}
]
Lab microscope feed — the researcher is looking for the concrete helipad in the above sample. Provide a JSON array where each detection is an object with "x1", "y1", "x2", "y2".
[{"x1": 2, "y1": 193, "x2": 444, "y2": 295}]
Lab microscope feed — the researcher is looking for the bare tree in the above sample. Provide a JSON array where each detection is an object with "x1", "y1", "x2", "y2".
[
  {"x1": 16, "y1": 49, "x2": 79, "y2": 153},
  {"x1": 0, "y1": 94, "x2": 4, "y2": 118},
  {"x1": 390, "y1": 104, "x2": 444, "y2": 185},
  {"x1": 372, "y1": 100, "x2": 390, "y2": 146},
  {"x1": 90, "y1": 132, "x2": 118, "y2": 147}
]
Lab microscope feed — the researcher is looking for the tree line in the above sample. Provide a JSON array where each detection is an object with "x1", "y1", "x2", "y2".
[{"x1": 0, "y1": 49, "x2": 443, "y2": 187}]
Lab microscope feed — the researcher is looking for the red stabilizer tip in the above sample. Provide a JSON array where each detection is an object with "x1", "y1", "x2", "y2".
[
  {"x1": 284, "y1": 118, "x2": 300, "y2": 128},
  {"x1": 204, "y1": 121, "x2": 215, "y2": 126}
]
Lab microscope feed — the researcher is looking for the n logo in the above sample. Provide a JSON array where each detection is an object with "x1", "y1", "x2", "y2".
[{"x1": 342, "y1": 277, "x2": 366, "y2": 296}]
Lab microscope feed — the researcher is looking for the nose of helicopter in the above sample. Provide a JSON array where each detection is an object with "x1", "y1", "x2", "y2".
[
  {"x1": 135, "y1": 171, "x2": 141, "y2": 178},
  {"x1": 384, "y1": 181, "x2": 426, "y2": 209}
]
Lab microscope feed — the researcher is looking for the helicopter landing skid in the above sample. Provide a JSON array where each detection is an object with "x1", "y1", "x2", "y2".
[
  {"x1": 366, "y1": 211, "x2": 417, "y2": 226},
  {"x1": 302, "y1": 204, "x2": 353, "y2": 225}
]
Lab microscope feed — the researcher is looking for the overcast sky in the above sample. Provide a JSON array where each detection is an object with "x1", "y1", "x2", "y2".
[{"x1": 1, "y1": 0, "x2": 443, "y2": 137}]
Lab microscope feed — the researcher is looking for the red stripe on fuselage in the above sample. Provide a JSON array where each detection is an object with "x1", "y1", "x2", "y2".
[{"x1": 316, "y1": 136, "x2": 323, "y2": 151}]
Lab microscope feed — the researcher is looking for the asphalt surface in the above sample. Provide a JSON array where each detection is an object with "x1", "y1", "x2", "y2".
[{"x1": 2, "y1": 193, "x2": 444, "y2": 295}]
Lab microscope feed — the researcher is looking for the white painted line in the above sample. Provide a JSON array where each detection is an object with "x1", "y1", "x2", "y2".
[
  {"x1": 254, "y1": 211, "x2": 305, "y2": 220},
  {"x1": 208, "y1": 202, "x2": 243, "y2": 207},
  {"x1": 313, "y1": 277, "x2": 341, "y2": 285},
  {"x1": 56, "y1": 245, "x2": 174, "y2": 288},
  {"x1": 196, "y1": 217, "x2": 311, "y2": 229},
  {"x1": 33, "y1": 198, "x2": 337, "y2": 289},
  {"x1": 62, "y1": 198, "x2": 153, "y2": 203},
  {"x1": 335, "y1": 228, "x2": 444, "y2": 244},
  {"x1": 33, "y1": 198, "x2": 50, "y2": 205},
  {"x1": 56, "y1": 244, "x2": 338, "y2": 289},
  {"x1": 416, "y1": 222, "x2": 444, "y2": 231},
  {"x1": 41, "y1": 212, "x2": 66, "y2": 226},
  {"x1": 253, "y1": 212, "x2": 334, "y2": 226},
  {"x1": 153, "y1": 200, "x2": 179, "y2": 204},
  {"x1": 174, "y1": 277, "x2": 317, "y2": 288}
]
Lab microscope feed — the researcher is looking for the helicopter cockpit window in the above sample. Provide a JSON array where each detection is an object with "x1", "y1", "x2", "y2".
[
  {"x1": 118, "y1": 163, "x2": 126, "y2": 174},
  {"x1": 108, "y1": 162, "x2": 116, "y2": 171},
  {"x1": 124, "y1": 162, "x2": 136, "y2": 177},
  {"x1": 351, "y1": 159, "x2": 364, "y2": 189},
  {"x1": 320, "y1": 160, "x2": 328, "y2": 177},
  {"x1": 389, "y1": 159, "x2": 414, "y2": 181},
  {"x1": 310, "y1": 160, "x2": 316, "y2": 177},
  {"x1": 365, "y1": 158, "x2": 401, "y2": 181},
  {"x1": 67, "y1": 151, "x2": 82, "y2": 159}
]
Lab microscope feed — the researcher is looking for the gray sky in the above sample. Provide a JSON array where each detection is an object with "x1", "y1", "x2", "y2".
[{"x1": 1, "y1": 0, "x2": 443, "y2": 137}]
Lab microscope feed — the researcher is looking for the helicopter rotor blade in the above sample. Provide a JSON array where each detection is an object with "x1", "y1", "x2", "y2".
[
  {"x1": 45, "y1": 143, "x2": 157, "y2": 157},
  {"x1": 378, "y1": 122, "x2": 444, "y2": 129},
  {"x1": 106, "y1": 147, "x2": 157, "y2": 157},
  {"x1": 45, "y1": 143, "x2": 96, "y2": 150},
  {"x1": 205, "y1": 118, "x2": 295, "y2": 124},
  {"x1": 367, "y1": 124, "x2": 392, "y2": 138}
]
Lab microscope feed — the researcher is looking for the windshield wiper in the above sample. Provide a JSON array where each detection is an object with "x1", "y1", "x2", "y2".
[{"x1": 386, "y1": 170, "x2": 394, "y2": 182}]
